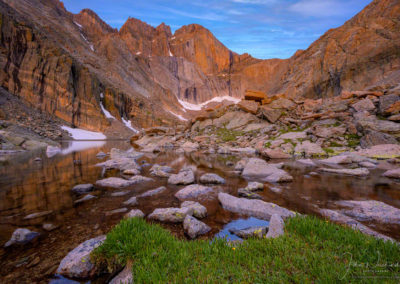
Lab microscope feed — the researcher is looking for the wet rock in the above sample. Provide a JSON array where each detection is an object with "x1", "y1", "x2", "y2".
[
  {"x1": 150, "y1": 164, "x2": 173, "y2": 178},
  {"x1": 74, "y1": 194, "x2": 96, "y2": 204},
  {"x1": 111, "y1": 191, "x2": 129, "y2": 197},
  {"x1": 180, "y1": 201, "x2": 207, "y2": 219},
  {"x1": 110, "y1": 148, "x2": 143, "y2": 160},
  {"x1": 96, "y1": 151, "x2": 107, "y2": 158},
  {"x1": 238, "y1": 188, "x2": 262, "y2": 199},
  {"x1": 246, "y1": 182, "x2": 264, "y2": 191},
  {"x1": 122, "y1": 168, "x2": 141, "y2": 175},
  {"x1": 320, "y1": 155, "x2": 353, "y2": 164},
  {"x1": 125, "y1": 209, "x2": 145, "y2": 219},
  {"x1": 56, "y1": 235, "x2": 106, "y2": 279},
  {"x1": 122, "y1": 196, "x2": 138, "y2": 206},
  {"x1": 242, "y1": 158, "x2": 292, "y2": 183},
  {"x1": 319, "y1": 167, "x2": 369, "y2": 176},
  {"x1": 183, "y1": 215, "x2": 211, "y2": 239},
  {"x1": 129, "y1": 175, "x2": 153, "y2": 184},
  {"x1": 382, "y1": 168, "x2": 400, "y2": 179},
  {"x1": 148, "y1": 207, "x2": 192, "y2": 223},
  {"x1": 336, "y1": 200, "x2": 400, "y2": 225},
  {"x1": 360, "y1": 130, "x2": 398, "y2": 148},
  {"x1": 234, "y1": 159, "x2": 248, "y2": 172},
  {"x1": 181, "y1": 141, "x2": 199, "y2": 152},
  {"x1": 175, "y1": 184, "x2": 213, "y2": 200},
  {"x1": 199, "y1": 173, "x2": 225, "y2": 184},
  {"x1": 297, "y1": 159, "x2": 316, "y2": 166},
  {"x1": 71, "y1": 184, "x2": 94, "y2": 195},
  {"x1": 359, "y1": 161, "x2": 377, "y2": 168},
  {"x1": 266, "y1": 214, "x2": 285, "y2": 239},
  {"x1": 265, "y1": 170, "x2": 293, "y2": 183},
  {"x1": 229, "y1": 226, "x2": 268, "y2": 239},
  {"x1": 357, "y1": 144, "x2": 400, "y2": 159},
  {"x1": 96, "y1": 177, "x2": 135, "y2": 188},
  {"x1": 139, "y1": 186, "x2": 167, "y2": 198},
  {"x1": 109, "y1": 262, "x2": 133, "y2": 284},
  {"x1": 42, "y1": 223, "x2": 58, "y2": 231},
  {"x1": 168, "y1": 169, "x2": 195, "y2": 185},
  {"x1": 261, "y1": 148, "x2": 291, "y2": 159},
  {"x1": 218, "y1": 193, "x2": 295, "y2": 220},
  {"x1": 106, "y1": 208, "x2": 128, "y2": 216},
  {"x1": 4, "y1": 228, "x2": 40, "y2": 247},
  {"x1": 23, "y1": 210, "x2": 53, "y2": 220},
  {"x1": 96, "y1": 158, "x2": 141, "y2": 172},
  {"x1": 294, "y1": 141, "x2": 324, "y2": 157}
]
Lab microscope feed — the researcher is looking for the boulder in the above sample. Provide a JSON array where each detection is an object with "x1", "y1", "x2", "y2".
[
  {"x1": 268, "y1": 98, "x2": 296, "y2": 110},
  {"x1": 261, "y1": 148, "x2": 291, "y2": 159},
  {"x1": 229, "y1": 227, "x2": 268, "y2": 239},
  {"x1": 175, "y1": 184, "x2": 213, "y2": 200},
  {"x1": 56, "y1": 235, "x2": 106, "y2": 278},
  {"x1": 72, "y1": 184, "x2": 94, "y2": 195},
  {"x1": 109, "y1": 262, "x2": 133, "y2": 284},
  {"x1": 266, "y1": 214, "x2": 285, "y2": 238},
  {"x1": 379, "y1": 94, "x2": 400, "y2": 115},
  {"x1": 180, "y1": 201, "x2": 207, "y2": 219},
  {"x1": 148, "y1": 207, "x2": 192, "y2": 223},
  {"x1": 234, "y1": 159, "x2": 248, "y2": 172},
  {"x1": 314, "y1": 126, "x2": 346, "y2": 139},
  {"x1": 360, "y1": 130, "x2": 398, "y2": 148},
  {"x1": 96, "y1": 158, "x2": 141, "y2": 171},
  {"x1": 199, "y1": 173, "x2": 225, "y2": 184},
  {"x1": 242, "y1": 158, "x2": 293, "y2": 182},
  {"x1": 238, "y1": 188, "x2": 262, "y2": 199},
  {"x1": 246, "y1": 182, "x2": 264, "y2": 191},
  {"x1": 382, "y1": 168, "x2": 400, "y2": 179},
  {"x1": 297, "y1": 159, "x2": 317, "y2": 166},
  {"x1": 181, "y1": 141, "x2": 199, "y2": 152},
  {"x1": 95, "y1": 177, "x2": 135, "y2": 188},
  {"x1": 168, "y1": 169, "x2": 195, "y2": 185},
  {"x1": 183, "y1": 215, "x2": 211, "y2": 239},
  {"x1": 74, "y1": 194, "x2": 96, "y2": 204},
  {"x1": 356, "y1": 114, "x2": 400, "y2": 134},
  {"x1": 125, "y1": 209, "x2": 145, "y2": 219},
  {"x1": 122, "y1": 196, "x2": 138, "y2": 206},
  {"x1": 320, "y1": 155, "x2": 353, "y2": 164},
  {"x1": 106, "y1": 208, "x2": 128, "y2": 216},
  {"x1": 237, "y1": 100, "x2": 259, "y2": 114},
  {"x1": 129, "y1": 175, "x2": 153, "y2": 184},
  {"x1": 225, "y1": 112, "x2": 257, "y2": 130},
  {"x1": 218, "y1": 193, "x2": 295, "y2": 220},
  {"x1": 110, "y1": 148, "x2": 143, "y2": 160},
  {"x1": 352, "y1": 98, "x2": 375, "y2": 112},
  {"x1": 139, "y1": 186, "x2": 167, "y2": 198},
  {"x1": 4, "y1": 228, "x2": 40, "y2": 247},
  {"x1": 123, "y1": 168, "x2": 141, "y2": 175},
  {"x1": 259, "y1": 106, "x2": 282, "y2": 123},
  {"x1": 319, "y1": 167, "x2": 369, "y2": 176},
  {"x1": 294, "y1": 141, "x2": 325, "y2": 157},
  {"x1": 149, "y1": 164, "x2": 173, "y2": 178},
  {"x1": 357, "y1": 144, "x2": 400, "y2": 159}
]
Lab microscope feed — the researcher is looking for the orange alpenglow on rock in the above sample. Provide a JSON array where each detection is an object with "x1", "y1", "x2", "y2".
[{"x1": 244, "y1": 90, "x2": 267, "y2": 103}]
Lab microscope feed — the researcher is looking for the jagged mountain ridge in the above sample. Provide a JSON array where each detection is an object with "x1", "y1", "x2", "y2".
[{"x1": 0, "y1": 0, "x2": 398, "y2": 134}]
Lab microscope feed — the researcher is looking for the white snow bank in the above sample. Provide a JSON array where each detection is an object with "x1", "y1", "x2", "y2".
[
  {"x1": 73, "y1": 21, "x2": 82, "y2": 29},
  {"x1": 61, "y1": 141, "x2": 106, "y2": 155},
  {"x1": 61, "y1": 126, "x2": 106, "y2": 140},
  {"x1": 178, "y1": 96, "x2": 240, "y2": 111},
  {"x1": 168, "y1": 110, "x2": 188, "y2": 121},
  {"x1": 100, "y1": 102, "x2": 116, "y2": 119},
  {"x1": 169, "y1": 49, "x2": 173, "y2": 57},
  {"x1": 122, "y1": 117, "x2": 139, "y2": 133}
]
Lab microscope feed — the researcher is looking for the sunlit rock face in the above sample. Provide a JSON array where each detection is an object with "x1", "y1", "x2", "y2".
[{"x1": 0, "y1": 0, "x2": 399, "y2": 132}]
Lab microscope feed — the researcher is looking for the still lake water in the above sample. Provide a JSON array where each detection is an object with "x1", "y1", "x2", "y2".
[{"x1": 0, "y1": 140, "x2": 399, "y2": 283}]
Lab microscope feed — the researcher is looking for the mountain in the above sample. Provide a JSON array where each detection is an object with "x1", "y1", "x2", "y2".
[{"x1": 0, "y1": 0, "x2": 399, "y2": 136}]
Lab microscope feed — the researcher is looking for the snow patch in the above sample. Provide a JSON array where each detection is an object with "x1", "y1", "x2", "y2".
[
  {"x1": 171, "y1": 36, "x2": 176, "y2": 40},
  {"x1": 168, "y1": 110, "x2": 188, "y2": 121},
  {"x1": 61, "y1": 126, "x2": 106, "y2": 140},
  {"x1": 122, "y1": 117, "x2": 139, "y2": 133},
  {"x1": 169, "y1": 49, "x2": 173, "y2": 57},
  {"x1": 100, "y1": 102, "x2": 116, "y2": 120},
  {"x1": 136, "y1": 51, "x2": 142, "y2": 55},
  {"x1": 178, "y1": 96, "x2": 240, "y2": 111},
  {"x1": 100, "y1": 93, "x2": 104, "y2": 98},
  {"x1": 73, "y1": 21, "x2": 82, "y2": 29}
]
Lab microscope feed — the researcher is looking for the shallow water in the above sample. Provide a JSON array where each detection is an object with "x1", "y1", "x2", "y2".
[{"x1": 0, "y1": 141, "x2": 399, "y2": 283}]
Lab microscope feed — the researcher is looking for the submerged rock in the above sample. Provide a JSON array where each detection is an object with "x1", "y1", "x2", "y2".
[
  {"x1": 71, "y1": 184, "x2": 94, "y2": 195},
  {"x1": 150, "y1": 164, "x2": 173, "y2": 178},
  {"x1": 139, "y1": 186, "x2": 167, "y2": 198},
  {"x1": 229, "y1": 226, "x2": 268, "y2": 239},
  {"x1": 168, "y1": 169, "x2": 195, "y2": 185},
  {"x1": 56, "y1": 235, "x2": 106, "y2": 279},
  {"x1": 199, "y1": 173, "x2": 225, "y2": 184},
  {"x1": 382, "y1": 168, "x2": 400, "y2": 179},
  {"x1": 95, "y1": 177, "x2": 135, "y2": 188},
  {"x1": 183, "y1": 215, "x2": 211, "y2": 239},
  {"x1": 125, "y1": 209, "x2": 145, "y2": 219},
  {"x1": 266, "y1": 214, "x2": 285, "y2": 238},
  {"x1": 319, "y1": 167, "x2": 369, "y2": 177},
  {"x1": 218, "y1": 193, "x2": 295, "y2": 220},
  {"x1": 242, "y1": 158, "x2": 293, "y2": 183},
  {"x1": 148, "y1": 207, "x2": 192, "y2": 223},
  {"x1": 320, "y1": 155, "x2": 353, "y2": 164},
  {"x1": 42, "y1": 223, "x2": 58, "y2": 232},
  {"x1": 4, "y1": 228, "x2": 40, "y2": 247},
  {"x1": 181, "y1": 201, "x2": 207, "y2": 219},
  {"x1": 175, "y1": 184, "x2": 213, "y2": 200}
]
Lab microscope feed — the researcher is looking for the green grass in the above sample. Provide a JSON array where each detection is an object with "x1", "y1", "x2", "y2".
[
  {"x1": 284, "y1": 138, "x2": 297, "y2": 147},
  {"x1": 329, "y1": 141, "x2": 343, "y2": 147},
  {"x1": 323, "y1": 147, "x2": 335, "y2": 154},
  {"x1": 216, "y1": 127, "x2": 243, "y2": 142},
  {"x1": 92, "y1": 216, "x2": 400, "y2": 283},
  {"x1": 345, "y1": 134, "x2": 361, "y2": 148},
  {"x1": 265, "y1": 141, "x2": 272, "y2": 148}
]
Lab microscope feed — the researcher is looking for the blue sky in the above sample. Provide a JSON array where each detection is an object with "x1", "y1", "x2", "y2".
[{"x1": 64, "y1": 0, "x2": 371, "y2": 59}]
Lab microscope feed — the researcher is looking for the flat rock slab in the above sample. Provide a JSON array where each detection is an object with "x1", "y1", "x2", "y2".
[
  {"x1": 242, "y1": 158, "x2": 293, "y2": 183},
  {"x1": 382, "y1": 168, "x2": 400, "y2": 179},
  {"x1": 123, "y1": 168, "x2": 141, "y2": 175},
  {"x1": 183, "y1": 215, "x2": 211, "y2": 239},
  {"x1": 229, "y1": 226, "x2": 268, "y2": 239},
  {"x1": 336, "y1": 200, "x2": 400, "y2": 225},
  {"x1": 148, "y1": 207, "x2": 193, "y2": 223},
  {"x1": 320, "y1": 155, "x2": 353, "y2": 164},
  {"x1": 199, "y1": 173, "x2": 226, "y2": 184},
  {"x1": 122, "y1": 196, "x2": 138, "y2": 206},
  {"x1": 111, "y1": 191, "x2": 129, "y2": 197},
  {"x1": 96, "y1": 177, "x2": 135, "y2": 188},
  {"x1": 319, "y1": 167, "x2": 369, "y2": 176},
  {"x1": 106, "y1": 208, "x2": 129, "y2": 216},
  {"x1": 150, "y1": 164, "x2": 173, "y2": 178},
  {"x1": 139, "y1": 186, "x2": 167, "y2": 198},
  {"x1": 23, "y1": 210, "x2": 53, "y2": 220},
  {"x1": 218, "y1": 193, "x2": 295, "y2": 220},
  {"x1": 297, "y1": 159, "x2": 317, "y2": 166},
  {"x1": 57, "y1": 235, "x2": 106, "y2": 279},
  {"x1": 266, "y1": 214, "x2": 284, "y2": 238},
  {"x1": 175, "y1": 184, "x2": 213, "y2": 200},
  {"x1": 5, "y1": 228, "x2": 40, "y2": 247},
  {"x1": 74, "y1": 194, "x2": 96, "y2": 204},
  {"x1": 181, "y1": 201, "x2": 207, "y2": 219},
  {"x1": 129, "y1": 175, "x2": 154, "y2": 184},
  {"x1": 357, "y1": 144, "x2": 400, "y2": 159},
  {"x1": 168, "y1": 169, "x2": 195, "y2": 185},
  {"x1": 246, "y1": 182, "x2": 264, "y2": 192},
  {"x1": 72, "y1": 184, "x2": 94, "y2": 194},
  {"x1": 96, "y1": 158, "x2": 141, "y2": 171},
  {"x1": 125, "y1": 209, "x2": 145, "y2": 219}
]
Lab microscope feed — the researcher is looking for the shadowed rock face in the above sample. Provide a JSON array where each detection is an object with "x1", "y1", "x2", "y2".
[{"x1": 0, "y1": 0, "x2": 399, "y2": 133}]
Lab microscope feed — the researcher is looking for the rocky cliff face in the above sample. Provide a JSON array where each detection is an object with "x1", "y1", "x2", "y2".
[{"x1": 0, "y1": 0, "x2": 398, "y2": 135}]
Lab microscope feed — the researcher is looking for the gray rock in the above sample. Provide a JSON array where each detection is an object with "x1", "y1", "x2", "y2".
[
  {"x1": 72, "y1": 184, "x2": 94, "y2": 195},
  {"x1": 218, "y1": 193, "x2": 295, "y2": 220},
  {"x1": 242, "y1": 158, "x2": 290, "y2": 181},
  {"x1": 139, "y1": 186, "x2": 167, "y2": 198},
  {"x1": 168, "y1": 169, "x2": 195, "y2": 185},
  {"x1": 359, "y1": 161, "x2": 377, "y2": 168},
  {"x1": 125, "y1": 209, "x2": 145, "y2": 219},
  {"x1": 199, "y1": 173, "x2": 226, "y2": 184},
  {"x1": 4, "y1": 228, "x2": 40, "y2": 247},
  {"x1": 357, "y1": 144, "x2": 400, "y2": 159},
  {"x1": 234, "y1": 159, "x2": 248, "y2": 172},
  {"x1": 356, "y1": 114, "x2": 400, "y2": 134},
  {"x1": 382, "y1": 168, "x2": 400, "y2": 179},
  {"x1": 96, "y1": 158, "x2": 141, "y2": 172},
  {"x1": 360, "y1": 130, "x2": 398, "y2": 148},
  {"x1": 23, "y1": 210, "x2": 53, "y2": 220},
  {"x1": 246, "y1": 182, "x2": 264, "y2": 191},
  {"x1": 379, "y1": 94, "x2": 400, "y2": 115},
  {"x1": 266, "y1": 214, "x2": 285, "y2": 238},
  {"x1": 148, "y1": 207, "x2": 193, "y2": 223},
  {"x1": 229, "y1": 226, "x2": 268, "y2": 239},
  {"x1": 319, "y1": 167, "x2": 369, "y2": 177},
  {"x1": 42, "y1": 223, "x2": 58, "y2": 232},
  {"x1": 279, "y1": 131, "x2": 307, "y2": 140},
  {"x1": 111, "y1": 191, "x2": 129, "y2": 197},
  {"x1": 129, "y1": 175, "x2": 153, "y2": 184},
  {"x1": 175, "y1": 184, "x2": 213, "y2": 200},
  {"x1": 181, "y1": 201, "x2": 207, "y2": 219},
  {"x1": 74, "y1": 194, "x2": 96, "y2": 204},
  {"x1": 238, "y1": 188, "x2": 262, "y2": 199},
  {"x1": 181, "y1": 141, "x2": 199, "y2": 152},
  {"x1": 123, "y1": 168, "x2": 141, "y2": 175},
  {"x1": 95, "y1": 177, "x2": 135, "y2": 188},
  {"x1": 123, "y1": 196, "x2": 138, "y2": 206},
  {"x1": 294, "y1": 141, "x2": 325, "y2": 157},
  {"x1": 352, "y1": 98, "x2": 375, "y2": 112},
  {"x1": 150, "y1": 164, "x2": 173, "y2": 178},
  {"x1": 265, "y1": 170, "x2": 293, "y2": 183},
  {"x1": 110, "y1": 148, "x2": 143, "y2": 160},
  {"x1": 96, "y1": 151, "x2": 107, "y2": 158},
  {"x1": 297, "y1": 159, "x2": 317, "y2": 166},
  {"x1": 183, "y1": 215, "x2": 211, "y2": 239},
  {"x1": 106, "y1": 208, "x2": 128, "y2": 216},
  {"x1": 320, "y1": 155, "x2": 353, "y2": 164},
  {"x1": 56, "y1": 235, "x2": 106, "y2": 278},
  {"x1": 109, "y1": 263, "x2": 133, "y2": 284}
]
